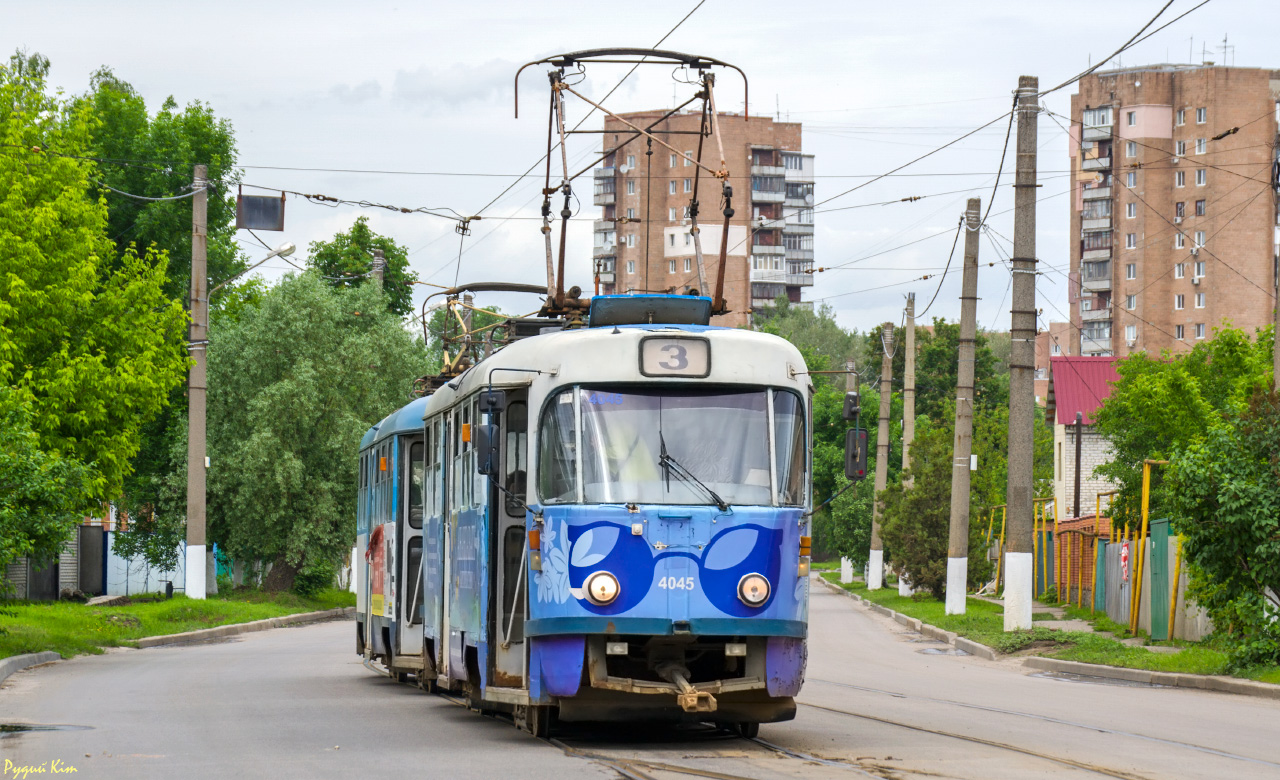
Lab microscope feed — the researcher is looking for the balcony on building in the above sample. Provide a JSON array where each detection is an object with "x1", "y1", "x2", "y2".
[
  {"x1": 786, "y1": 259, "x2": 814, "y2": 287},
  {"x1": 751, "y1": 244, "x2": 785, "y2": 256},
  {"x1": 749, "y1": 265, "x2": 787, "y2": 283},
  {"x1": 1081, "y1": 156, "x2": 1111, "y2": 172},
  {"x1": 1080, "y1": 307, "x2": 1111, "y2": 323},
  {"x1": 1082, "y1": 217, "x2": 1111, "y2": 232},
  {"x1": 789, "y1": 301, "x2": 815, "y2": 313},
  {"x1": 1082, "y1": 125, "x2": 1112, "y2": 142},
  {"x1": 751, "y1": 175, "x2": 786, "y2": 203},
  {"x1": 1080, "y1": 260, "x2": 1111, "y2": 292},
  {"x1": 594, "y1": 218, "x2": 615, "y2": 232},
  {"x1": 593, "y1": 173, "x2": 616, "y2": 206},
  {"x1": 750, "y1": 147, "x2": 785, "y2": 178},
  {"x1": 782, "y1": 153, "x2": 814, "y2": 183},
  {"x1": 595, "y1": 256, "x2": 616, "y2": 284},
  {"x1": 1080, "y1": 234, "x2": 1112, "y2": 261},
  {"x1": 1083, "y1": 185, "x2": 1111, "y2": 201},
  {"x1": 1080, "y1": 334, "x2": 1112, "y2": 354}
]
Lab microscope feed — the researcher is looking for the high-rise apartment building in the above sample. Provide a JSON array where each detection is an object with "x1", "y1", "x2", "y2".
[
  {"x1": 1068, "y1": 65, "x2": 1280, "y2": 356},
  {"x1": 593, "y1": 111, "x2": 814, "y2": 327}
]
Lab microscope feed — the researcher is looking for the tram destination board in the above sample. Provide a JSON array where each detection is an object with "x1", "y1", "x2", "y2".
[{"x1": 639, "y1": 336, "x2": 710, "y2": 377}]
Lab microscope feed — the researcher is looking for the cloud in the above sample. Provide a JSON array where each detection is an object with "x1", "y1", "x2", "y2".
[
  {"x1": 392, "y1": 59, "x2": 514, "y2": 107},
  {"x1": 329, "y1": 80, "x2": 382, "y2": 104}
]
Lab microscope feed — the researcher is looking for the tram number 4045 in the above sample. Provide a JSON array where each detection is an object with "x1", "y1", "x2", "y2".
[{"x1": 657, "y1": 576, "x2": 696, "y2": 590}]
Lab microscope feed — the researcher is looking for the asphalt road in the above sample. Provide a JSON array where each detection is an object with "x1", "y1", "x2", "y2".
[{"x1": 4, "y1": 581, "x2": 1279, "y2": 779}]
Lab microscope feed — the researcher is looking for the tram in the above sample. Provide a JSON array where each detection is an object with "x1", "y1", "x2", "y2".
[{"x1": 356, "y1": 294, "x2": 817, "y2": 735}]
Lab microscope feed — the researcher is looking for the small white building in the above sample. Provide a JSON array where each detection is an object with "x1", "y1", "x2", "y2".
[{"x1": 1045, "y1": 356, "x2": 1120, "y2": 519}]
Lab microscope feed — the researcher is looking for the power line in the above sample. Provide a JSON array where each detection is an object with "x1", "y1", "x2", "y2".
[
  {"x1": 914, "y1": 216, "x2": 964, "y2": 318},
  {"x1": 1038, "y1": 0, "x2": 1180, "y2": 96}
]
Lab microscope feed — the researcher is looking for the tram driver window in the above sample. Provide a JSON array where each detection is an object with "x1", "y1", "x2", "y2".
[
  {"x1": 505, "y1": 402, "x2": 528, "y2": 516},
  {"x1": 772, "y1": 391, "x2": 807, "y2": 506},
  {"x1": 537, "y1": 390, "x2": 579, "y2": 504}
]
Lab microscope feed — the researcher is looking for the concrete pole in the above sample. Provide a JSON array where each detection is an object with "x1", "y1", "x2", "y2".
[
  {"x1": 1005, "y1": 76, "x2": 1039, "y2": 630},
  {"x1": 901, "y1": 293, "x2": 916, "y2": 484},
  {"x1": 372, "y1": 248, "x2": 385, "y2": 291},
  {"x1": 841, "y1": 359, "x2": 857, "y2": 585},
  {"x1": 946, "y1": 198, "x2": 981, "y2": 615},
  {"x1": 185, "y1": 164, "x2": 208, "y2": 600},
  {"x1": 868, "y1": 323, "x2": 894, "y2": 590},
  {"x1": 1073, "y1": 411, "x2": 1084, "y2": 518}
]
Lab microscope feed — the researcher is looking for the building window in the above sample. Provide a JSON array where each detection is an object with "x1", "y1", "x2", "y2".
[
  {"x1": 1175, "y1": 294, "x2": 1185, "y2": 310},
  {"x1": 1174, "y1": 263, "x2": 1185, "y2": 278},
  {"x1": 1175, "y1": 201, "x2": 1185, "y2": 218},
  {"x1": 1126, "y1": 263, "x2": 1136, "y2": 280},
  {"x1": 1195, "y1": 169, "x2": 1206, "y2": 186},
  {"x1": 1126, "y1": 171, "x2": 1137, "y2": 187},
  {"x1": 684, "y1": 151, "x2": 693, "y2": 167},
  {"x1": 1195, "y1": 323, "x2": 1206, "y2": 339},
  {"x1": 684, "y1": 234, "x2": 691, "y2": 247},
  {"x1": 1176, "y1": 325, "x2": 1185, "y2": 340},
  {"x1": 626, "y1": 154, "x2": 636, "y2": 168},
  {"x1": 1126, "y1": 324, "x2": 1137, "y2": 341},
  {"x1": 1175, "y1": 233, "x2": 1185, "y2": 249},
  {"x1": 684, "y1": 258, "x2": 692, "y2": 272},
  {"x1": 1125, "y1": 233, "x2": 1137, "y2": 249},
  {"x1": 1082, "y1": 298, "x2": 1093, "y2": 312},
  {"x1": 1175, "y1": 170, "x2": 1185, "y2": 187},
  {"x1": 1195, "y1": 138, "x2": 1206, "y2": 155},
  {"x1": 1195, "y1": 199, "x2": 1205, "y2": 216},
  {"x1": 1126, "y1": 294, "x2": 1136, "y2": 309},
  {"x1": 1127, "y1": 110, "x2": 1136, "y2": 126},
  {"x1": 626, "y1": 260, "x2": 635, "y2": 274},
  {"x1": 1176, "y1": 140, "x2": 1186, "y2": 156},
  {"x1": 669, "y1": 207, "x2": 677, "y2": 221},
  {"x1": 669, "y1": 234, "x2": 676, "y2": 248},
  {"x1": 1194, "y1": 260, "x2": 1205, "y2": 277},
  {"x1": 1126, "y1": 202, "x2": 1136, "y2": 219},
  {"x1": 625, "y1": 207, "x2": 635, "y2": 219},
  {"x1": 1083, "y1": 107, "x2": 1112, "y2": 127},
  {"x1": 668, "y1": 259, "x2": 675, "y2": 274},
  {"x1": 1195, "y1": 292, "x2": 1205, "y2": 308},
  {"x1": 1176, "y1": 108, "x2": 1186, "y2": 126},
  {"x1": 669, "y1": 153, "x2": 677, "y2": 167},
  {"x1": 684, "y1": 178, "x2": 692, "y2": 193},
  {"x1": 1196, "y1": 107, "x2": 1207, "y2": 124},
  {"x1": 1194, "y1": 230, "x2": 1205, "y2": 247},
  {"x1": 626, "y1": 180, "x2": 636, "y2": 195},
  {"x1": 1052, "y1": 343, "x2": 1061, "y2": 354},
  {"x1": 1126, "y1": 141, "x2": 1136, "y2": 157},
  {"x1": 668, "y1": 181, "x2": 677, "y2": 195}
]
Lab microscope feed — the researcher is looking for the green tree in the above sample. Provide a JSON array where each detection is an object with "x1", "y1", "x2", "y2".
[
  {"x1": 1168, "y1": 390, "x2": 1280, "y2": 668},
  {"x1": 1092, "y1": 325, "x2": 1272, "y2": 528},
  {"x1": 755, "y1": 297, "x2": 866, "y2": 373},
  {"x1": 868, "y1": 317, "x2": 1007, "y2": 423},
  {"x1": 0, "y1": 389, "x2": 91, "y2": 573},
  {"x1": 206, "y1": 273, "x2": 429, "y2": 590},
  {"x1": 0, "y1": 53, "x2": 189, "y2": 509},
  {"x1": 306, "y1": 216, "x2": 418, "y2": 317}
]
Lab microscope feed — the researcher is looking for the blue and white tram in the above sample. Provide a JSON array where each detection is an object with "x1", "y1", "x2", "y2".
[{"x1": 356, "y1": 295, "x2": 814, "y2": 735}]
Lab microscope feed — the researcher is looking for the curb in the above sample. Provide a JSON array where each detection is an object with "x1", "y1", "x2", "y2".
[
  {"x1": 0, "y1": 651, "x2": 62, "y2": 686},
  {"x1": 817, "y1": 576, "x2": 1280, "y2": 701},
  {"x1": 1023, "y1": 657, "x2": 1280, "y2": 700},
  {"x1": 136, "y1": 606, "x2": 355, "y2": 648}
]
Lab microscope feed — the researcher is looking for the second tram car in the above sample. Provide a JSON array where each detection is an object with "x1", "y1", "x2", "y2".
[{"x1": 356, "y1": 295, "x2": 814, "y2": 735}]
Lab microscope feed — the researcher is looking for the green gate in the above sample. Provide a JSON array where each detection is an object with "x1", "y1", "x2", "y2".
[{"x1": 1148, "y1": 519, "x2": 1171, "y2": 640}]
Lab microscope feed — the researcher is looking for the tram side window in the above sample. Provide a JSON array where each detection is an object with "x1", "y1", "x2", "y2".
[
  {"x1": 471, "y1": 395, "x2": 484, "y2": 508},
  {"x1": 504, "y1": 402, "x2": 528, "y2": 517},
  {"x1": 430, "y1": 418, "x2": 443, "y2": 516},
  {"x1": 537, "y1": 390, "x2": 578, "y2": 504},
  {"x1": 773, "y1": 391, "x2": 807, "y2": 507},
  {"x1": 409, "y1": 441, "x2": 424, "y2": 529}
]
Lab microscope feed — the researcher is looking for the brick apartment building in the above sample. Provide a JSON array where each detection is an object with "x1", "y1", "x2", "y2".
[
  {"x1": 592, "y1": 111, "x2": 814, "y2": 327},
  {"x1": 1067, "y1": 65, "x2": 1280, "y2": 356},
  {"x1": 1034, "y1": 321, "x2": 1071, "y2": 405}
]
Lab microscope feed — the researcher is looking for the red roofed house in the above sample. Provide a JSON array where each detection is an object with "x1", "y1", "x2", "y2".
[{"x1": 1045, "y1": 356, "x2": 1120, "y2": 519}]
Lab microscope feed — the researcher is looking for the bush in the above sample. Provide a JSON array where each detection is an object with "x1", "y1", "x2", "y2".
[{"x1": 292, "y1": 560, "x2": 336, "y2": 598}]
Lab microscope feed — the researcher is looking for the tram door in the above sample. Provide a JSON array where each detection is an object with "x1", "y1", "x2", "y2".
[
  {"x1": 424, "y1": 417, "x2": 448, "y2": 679},
  {"x1": 398, "y1": 437, "x2": 425, "y2": 658},
  {"x1": 491, "y1": 397, "x2": 529, "y2": 688}
]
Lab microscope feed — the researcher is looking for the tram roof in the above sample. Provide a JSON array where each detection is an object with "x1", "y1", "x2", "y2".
[{"x1": 361, "y1": 393, "x2": 431, "y2": 450}]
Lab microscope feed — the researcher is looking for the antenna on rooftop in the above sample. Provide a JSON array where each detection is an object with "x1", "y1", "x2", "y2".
[{"x1": 1217, "y1": 34, "x2": 1235, "y2": 67}]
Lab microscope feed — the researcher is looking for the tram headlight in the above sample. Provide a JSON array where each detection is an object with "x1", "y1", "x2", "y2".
[
  {"x1": 584, "y1": 571, "x2": 620, "y2": 606},
  {"x1": 737, "y1": 573, "x2": 770, "y2": 607}
]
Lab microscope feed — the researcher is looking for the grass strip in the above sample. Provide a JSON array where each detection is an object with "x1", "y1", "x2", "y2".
[{"x1": 0, "y1": 587, "x2": 355, "y2": 661}]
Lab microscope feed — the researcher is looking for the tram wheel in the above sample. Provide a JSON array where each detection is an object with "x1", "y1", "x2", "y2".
[
  {"x1": 517, "y1": 704, "x2": 553, "y2": 738},
  {"x1": 734, "y1": 721, "x2": 760, "y2": 739}
]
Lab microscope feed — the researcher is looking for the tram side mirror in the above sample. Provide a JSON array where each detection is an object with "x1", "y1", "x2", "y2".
[
  {"x1": 478, "y1": 389, "x2": 507, "y2": 414},
  {"x1": 474, "y1": 424, "x2": 499, "y2": 476},
  {"x1": 842, "y1": 392, "x2": 860, "y2": 421},
  {"x1": 844, "y1": 428, "x2": 868, "y2": 481}
]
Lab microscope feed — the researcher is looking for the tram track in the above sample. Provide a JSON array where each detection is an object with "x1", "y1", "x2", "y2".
[{"x1": 806, "y1": 677, "x2": 1280, "y2": 770}]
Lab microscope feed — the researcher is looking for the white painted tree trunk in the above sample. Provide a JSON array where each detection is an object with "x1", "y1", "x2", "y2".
[
  {"x1": 867, "y1": 549, "x2": 884, "y2": 590},
  {"x1": 946, "y1": 557, "x2": 968, "y2": 614},
  {"x1": 1003, "y1": 552, "x2": 1033, "y2": 630},
  {"x1": 840, "y1": 557, "x2": 853, "y2": 584}
]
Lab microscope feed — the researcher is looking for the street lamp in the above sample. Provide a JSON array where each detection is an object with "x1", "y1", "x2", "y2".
[{"x1": 209, "y1": 241, "x2": 296, "y2": 298}]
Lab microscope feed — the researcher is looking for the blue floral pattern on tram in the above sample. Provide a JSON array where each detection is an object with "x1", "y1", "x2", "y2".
[
  {"x1": 561, "y1": 520, "x2": 783, "y2": 616},
  {"x1": 534, "y1": 517, "x2": 572, "y2": 604}
]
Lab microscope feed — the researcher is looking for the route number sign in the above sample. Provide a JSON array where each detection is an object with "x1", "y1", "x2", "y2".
[
  {"x1": 639, "y1": 337, "x2": 710, "y2": 377},
  {"x1": 1120, "y1": 540, "x2": 1130, "y2": 583}
]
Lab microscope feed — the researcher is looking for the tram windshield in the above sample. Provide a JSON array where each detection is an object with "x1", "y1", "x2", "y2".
[{"x1": 537, "y1": 387, "x2": 806, "y2": 507}]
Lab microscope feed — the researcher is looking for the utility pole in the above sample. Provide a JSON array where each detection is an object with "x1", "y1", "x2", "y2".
[
  {"x1": 946, "y1": 198, "x2": 981, "y2": 615},
  {"x1": 868, "y1": 322, "x2": 894, "y2": 591},
  {"x1": 1073, "y1": 411, "x2": 1084, "y2": 518},
  {"x1": 841, "y1": 359, "x2": 857, "y2": 585},
  {"x1": 372, "y1": 248, "x2": 385, "y2": 291},
  {"x1": 1005, "y1": 76, "x2": 1039, "y2": 631},
  {"x1": 186, "y1": 164, "x2": 208, "y2": 600},
  {"x1": 901, "y1": 293, "x2": 916, "y2": 484}
]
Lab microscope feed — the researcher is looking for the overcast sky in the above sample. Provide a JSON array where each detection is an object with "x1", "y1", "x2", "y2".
[{"x1": 7, "y1": 0, "x2": 1273, "y2": 334}]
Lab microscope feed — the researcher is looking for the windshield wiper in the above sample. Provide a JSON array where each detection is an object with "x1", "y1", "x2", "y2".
[{"x1": 659, "y1": 431, "x2": 729, "y2": 512}]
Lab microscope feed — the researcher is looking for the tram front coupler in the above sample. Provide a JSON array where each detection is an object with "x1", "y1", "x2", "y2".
[{"x1": 657, "y1": 661, "x2": 718, "y2": 713}]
